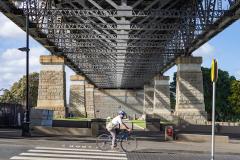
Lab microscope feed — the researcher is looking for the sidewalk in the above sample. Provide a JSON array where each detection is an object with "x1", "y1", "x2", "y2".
[
  {"x1": 136, "y1": 140, "x2": 240, "y2": 155},
  {"x1": 0, "y1": 129, "x2": 239, "y2": 155}
]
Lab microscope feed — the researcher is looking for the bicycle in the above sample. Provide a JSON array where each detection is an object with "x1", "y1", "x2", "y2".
[{"x1": 96, "y1": 129, "x2": 137, "y2": 152}]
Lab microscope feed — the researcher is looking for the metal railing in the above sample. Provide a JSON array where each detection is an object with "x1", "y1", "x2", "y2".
[{"x1": 0, "y1": 103, "x2": 24, "y2": 128}]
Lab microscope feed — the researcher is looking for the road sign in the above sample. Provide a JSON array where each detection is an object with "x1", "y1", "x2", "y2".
[
  {"x1": 211, "y1": 59, "x2": 218, "y2": 160},
  {"x1": 211, "y1": 59, "x2": 218, "y2": 82}
]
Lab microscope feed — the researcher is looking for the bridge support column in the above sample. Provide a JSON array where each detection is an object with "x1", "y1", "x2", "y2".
[
  {"x1": 143, "y1": 84, "x2": 154, "y2": 118},
  {"x1": 36, "y1": 55, "x2": 66, "y2": 118},
  {"x1": 153, "y1": 75, "x2": 172, "y2": 121},
  {"x1": 85, "y1": 83, "x2": 95, "y2": 118},
  {"x1": 69, "y1": 75, "x2": 86, "y2": 117},
  {"x1": 174, "y1": 56, "x2": 207, "y2": 124}
]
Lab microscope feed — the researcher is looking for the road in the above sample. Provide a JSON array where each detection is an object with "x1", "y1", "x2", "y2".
[{"x1": 0, "y1": 137, "x2": 240, "y2": 160}]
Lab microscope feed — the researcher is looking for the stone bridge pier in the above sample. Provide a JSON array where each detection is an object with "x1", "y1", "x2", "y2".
[
  {"x1": 143, "y1": 75, "x2": 172, "y2": 121},
  {"x1": 153, "y1": 75, "x2": 172, "y2": 121},
  {"x1": 69, "y1": 75, "x2": 95, "y2": 118},
  {"x1": 36, "y1": 55, "x2": 66, "y2": 119},
  {"x1": 36, "y1": 55, "x2": 207, "y2": 124},
  {"x1": 174, "y1": 56, "x2": 207, "y2": 124},
  {"x1": 143, "y1": 84, "x2": 154, "y2": 118},
  {"x1": 69, "y1": 75, "x2": 86, "y2": 117}
]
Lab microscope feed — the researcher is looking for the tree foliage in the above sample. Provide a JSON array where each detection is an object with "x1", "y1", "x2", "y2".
[
  {"x1": 202, "y1": 67, "x2": 236, "y2": 120},
  {"x1": 0, "y1": 72, "x2": 39, "y2": 107},
  {"x1": 170, "y1": 72, "x2": 177, "y2": 109},
  {"x1": 228, "y1": 80, "x2": 240, "y2": 115}
]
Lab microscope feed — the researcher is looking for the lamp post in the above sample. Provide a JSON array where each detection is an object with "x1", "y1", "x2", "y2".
[{"x1": 18, "y1": 0, "x2": 31, "y2": 137}]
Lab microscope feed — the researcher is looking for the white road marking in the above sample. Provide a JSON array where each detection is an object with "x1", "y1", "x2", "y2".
[
  {"x1": 10, "y1": 156, "x2": 109, "y2": 160},
  {"x1": 28, "y1": 149, "x2": 126, "y2": 156},
  {"x1": 10, "y1": 146, "x2": 127, "y2": 160},
  {"x1": 20, "y1": 153, "x2": 127, "y2": 160},
  {"x1": 35, "y1": 146, "x2": 121, "y2": 153}
]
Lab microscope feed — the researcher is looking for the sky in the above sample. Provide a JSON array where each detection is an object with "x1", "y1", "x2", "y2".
[{"x1": 0, "y1": 12, "x2": 239, "y2": 103}]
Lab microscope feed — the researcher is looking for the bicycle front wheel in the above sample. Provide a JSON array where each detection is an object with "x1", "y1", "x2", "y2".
[
  {"x1": 96, "y1": 134, "x2": 112, "y2": 151},
  {"x1": 120, "y1": 136, "x2": 137, "y2": 152}
]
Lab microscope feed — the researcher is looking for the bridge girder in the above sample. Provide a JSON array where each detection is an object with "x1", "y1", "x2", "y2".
[{"x1": 0, "y1": 0, "x2": 239, "y2": 88}]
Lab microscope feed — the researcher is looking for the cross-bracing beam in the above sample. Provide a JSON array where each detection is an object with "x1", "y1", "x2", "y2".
[{"x1": 1, "y1": 0, "x2": 239, "y2": 88}]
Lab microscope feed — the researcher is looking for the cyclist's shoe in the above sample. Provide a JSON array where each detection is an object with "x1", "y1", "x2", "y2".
[{"x1": 111, "y1": 143, "x2": 117, "y2": 150}]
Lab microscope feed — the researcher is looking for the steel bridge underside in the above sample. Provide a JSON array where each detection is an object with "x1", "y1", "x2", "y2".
[{"x1": 0, "y1": 0, "x2": 239, "y2": 89}]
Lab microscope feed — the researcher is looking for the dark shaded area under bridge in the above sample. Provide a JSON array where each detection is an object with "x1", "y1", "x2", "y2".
[{"x1": 0, "y1": 0, "x2": 239, "y2": 88}]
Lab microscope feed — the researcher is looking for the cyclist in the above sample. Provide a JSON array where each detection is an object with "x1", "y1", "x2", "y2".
[{"x1": 106, "y1": 110, "x2": 131, "y2": 149}]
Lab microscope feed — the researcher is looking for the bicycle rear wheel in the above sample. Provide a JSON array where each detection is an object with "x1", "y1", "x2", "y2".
[
  {"x1": 96, "y1": 134, "x2": 112, "y2": 151},
  {"x1": 120, "y1": 135, "x2": 137, "y2": 152}
]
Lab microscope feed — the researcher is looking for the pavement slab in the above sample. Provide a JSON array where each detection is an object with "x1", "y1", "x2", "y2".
[{"x1": 1, "y1": 129, "x2": 240, "y2": 160}]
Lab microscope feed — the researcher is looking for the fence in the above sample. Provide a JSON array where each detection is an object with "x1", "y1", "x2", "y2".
[{"x1": 0, "y1": 103, "x2": 24, "y2": 128}]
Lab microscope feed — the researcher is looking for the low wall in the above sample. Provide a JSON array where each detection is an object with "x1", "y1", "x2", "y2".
[
  {"x1": 32, "y1": 126, "x2": 92, "y2": 136},
  {"x1": 31, "y1": 119, "x2": 106, "y2": 137},
  {"x1": 176, "y1": 124, "x2": 240, "y2": 135},
  {"x1": 94, "y1": 89, "x2": 144, "y2": 119},
  {"x1": 52, "y1": 120, "x2": 91, "y2": 128},
  {"x1": 177, "y1": 133, "x2": 229, "y2": 143}
]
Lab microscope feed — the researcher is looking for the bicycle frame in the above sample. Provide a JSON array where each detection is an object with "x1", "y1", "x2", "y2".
[{"x1": 116, "y1": 131, "x2": 130, "y2": 141}]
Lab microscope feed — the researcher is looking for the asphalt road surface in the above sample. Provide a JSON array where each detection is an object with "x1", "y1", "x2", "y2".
[{"x1": 0, "y1": 138, "x2": 240, "y2": 160}]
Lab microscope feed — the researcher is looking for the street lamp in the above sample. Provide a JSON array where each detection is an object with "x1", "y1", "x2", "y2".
[{"x1": 18, "y1": 0, "x2": 31, "y2": 137}]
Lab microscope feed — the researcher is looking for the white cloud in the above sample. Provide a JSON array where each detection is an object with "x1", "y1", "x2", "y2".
[
  {"x1": 2, "y1": 73, "x2": 17, "y2": 81},
  {"x1": 163, "y1": 43, "x2": 215, "y2": 82},
  {"x1": 29, "y1": 47, "x2": 49, "y2": 66},
  {"x1": 1, "y1": 47, "x2": 48, "y2": 67},
  {"x1": 0, "y1": 13, "x2": 25, "y2": 38},
  {"x1": 164, "y1": 65, "x2": 177, "y2": 83},
  {"x1": 0, "y1": 44, "x2": 75, "y2": 103},
  {"x1": 0, "y1": 12, "x2": 81, "y2": 103},
  {"x1": 235, "y1": 70, "x2": 240, "y2": 80},
  {"x1": 1, "y1": 48, "x2": 24, "y2": 60},
  {"x1": 193, "y1": 42, "x2": 215, "y2": 57},
  {"x1": 0, "y1": 47, "x2": 49, "y2": 90}
]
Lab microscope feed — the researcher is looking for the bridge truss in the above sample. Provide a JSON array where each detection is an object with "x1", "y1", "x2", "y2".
[{"x1": 0, "y1": 0, "x2": 239, "y2": 88}]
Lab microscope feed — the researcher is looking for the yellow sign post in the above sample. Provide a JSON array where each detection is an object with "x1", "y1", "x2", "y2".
[
  {"x1": 211, "y1": 59, "x2": 218, "y2": 82},
  {"x1": 211, "y1": 59, "x2": 218, "y2": 160}
]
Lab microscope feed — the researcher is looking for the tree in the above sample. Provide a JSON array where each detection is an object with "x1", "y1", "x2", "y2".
[
  {"x1": 202, "y1": 67, "x2": 236, "y2": 120},
  {"x1": 170, "y1": 67, "x2": 236, "y2": 121},
  {"x1": 0, "y1": 72, "x2": 39, "y2": 107},
  {"x1": 0, "y1": 89, "x2": 18, "y2": 103},
  {"x1": 170, "y1": 72, "x2": 176, "y2": 109},
  {"x1": 228, "y1": 80, "x2": 240, "y2": 115}
]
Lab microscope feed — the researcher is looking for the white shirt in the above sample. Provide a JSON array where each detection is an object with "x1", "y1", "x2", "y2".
[{"x1": 111, "y1": 115, "x2": 123, "y2": 127}]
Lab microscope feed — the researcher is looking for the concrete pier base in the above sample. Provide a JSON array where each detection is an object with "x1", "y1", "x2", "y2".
[
  {"x1": 36, "y1": 55, "x2": 66, "y2": 119},
  {"x1": 85, "y1": 83, "x2": 95, "y2": 118},
  {"x1": 153, "y1": 75, "x2": 172, "y2": 121},
  {"x1": 69, "y1": 75, "x2": 86, "y2": 117},
  {"x1": 174, "y1": 57, "x2": 207, "y2": 124},
  {"x1": 143, "y1": 84, "x2": 154, "y2": 118}
]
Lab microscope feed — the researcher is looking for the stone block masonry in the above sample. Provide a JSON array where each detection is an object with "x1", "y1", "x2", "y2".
[
  {"x1": 144, "y1": 84, "x2": 154, "y2": 117},
  {"x1": 36, "y1": 55, "x2": 66, "y2": 119},
  {"x1": 69, "y1": 75, "x2": 86, "y2": 117},
  {"x1": 174, "y1": 56, "x2": 207, "y2": 124},
  {"x1": 153, "y1": 75, "x2": 172, "y2": 121},
  {"x1": 85, "y1": 83, "x2": 95, "y2": 118},
  {"x1": 94, "y1": 89, "x2": 143, "y2": 119}
]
